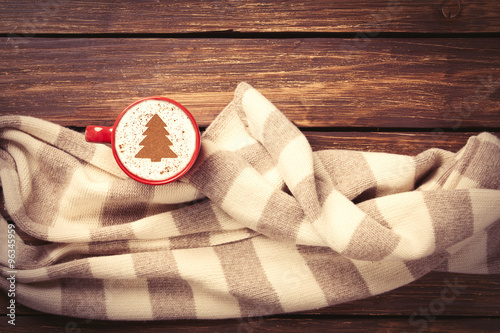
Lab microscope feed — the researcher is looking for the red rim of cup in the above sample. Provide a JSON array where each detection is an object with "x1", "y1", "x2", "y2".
[{"x1": 111, "y1": 96, "x2": 200, "y2": 185}]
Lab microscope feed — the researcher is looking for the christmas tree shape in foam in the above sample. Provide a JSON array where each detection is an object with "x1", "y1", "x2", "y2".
[{"x1": 135, "y1": 114, "x2": 178, "y2": 162}]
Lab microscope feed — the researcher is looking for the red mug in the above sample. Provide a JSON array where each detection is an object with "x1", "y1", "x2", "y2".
[{"x1": 85, "y1": 97, "x2": 200, "y2": 185}]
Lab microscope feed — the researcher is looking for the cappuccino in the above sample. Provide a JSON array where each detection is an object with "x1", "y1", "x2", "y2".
[{"x1": 114, "y1": 99, "x2": 198, "y2": 182}]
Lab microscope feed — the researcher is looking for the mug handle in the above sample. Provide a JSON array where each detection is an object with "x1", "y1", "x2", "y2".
[{"x1": 85, "y1": 126, "x2": 113, "y2": 143}]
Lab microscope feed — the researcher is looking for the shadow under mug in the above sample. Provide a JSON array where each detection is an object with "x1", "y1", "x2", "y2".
[{"x1": 85, "y1": 97, "x2": 200, "y2": 185}]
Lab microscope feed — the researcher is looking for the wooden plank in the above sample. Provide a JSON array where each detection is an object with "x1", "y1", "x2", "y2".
[
  {"x1": 309, "y1": 273, "x2": 500, "y2": 317},
  {"x1": 303, "y1": 131, "x2": 494, "y2": 155},
  {"x1": 1, "y1": 0, "x2": 500, "y2": 34},
  {"x1": 1, "y1": 313, "x2": 499, "y2": 332},
  {"x1": 1, "y1": 38, "x2": 499, "y2": 129}
]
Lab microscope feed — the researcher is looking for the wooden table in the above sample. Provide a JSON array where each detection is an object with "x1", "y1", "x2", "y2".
[{"x1": 1, "y1": 1, "x2": 499, "y2": 332}]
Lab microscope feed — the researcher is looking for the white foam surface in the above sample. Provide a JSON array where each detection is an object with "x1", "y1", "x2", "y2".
[{"x1": 114, "y1": 99, "x2": 197, "y2": 181}]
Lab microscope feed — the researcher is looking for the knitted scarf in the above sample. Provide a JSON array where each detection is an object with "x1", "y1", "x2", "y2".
[{"x1": 1, "y1": 82, "x2": 499, "y2": 320}]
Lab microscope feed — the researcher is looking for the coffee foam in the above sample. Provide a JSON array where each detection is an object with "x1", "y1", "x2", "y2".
[{"x1": 114, "y1": 99, "x2": 197, "y2": 181}]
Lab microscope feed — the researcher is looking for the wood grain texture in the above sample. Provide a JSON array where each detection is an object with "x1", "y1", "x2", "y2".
[
  {"x1": 1, "y1": 0, "x2": 500, "y2": 34},
  {"x1": 303, "y1": 131, "x2": 494, "y2": 155},
  {"x1": 1, "y1": 38, "x2": 500, "y2": 128},
  {"x1": 1, "y1": 313, "x2": 499, "y2": 332}
]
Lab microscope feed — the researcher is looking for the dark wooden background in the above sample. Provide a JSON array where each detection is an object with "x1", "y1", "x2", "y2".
[{"x1": 1, "y1": 0, "x2": 499, "y2": 332}]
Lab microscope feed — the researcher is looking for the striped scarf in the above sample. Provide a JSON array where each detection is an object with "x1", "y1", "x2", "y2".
[{"x1": 1, "y1": 82, "x2": 499, "y2": 320}]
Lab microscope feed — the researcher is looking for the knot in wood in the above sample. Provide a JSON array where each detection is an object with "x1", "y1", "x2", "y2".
[{"x1": 441, "y1": 0, "x2": 461, "y2": 19}]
